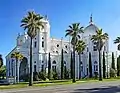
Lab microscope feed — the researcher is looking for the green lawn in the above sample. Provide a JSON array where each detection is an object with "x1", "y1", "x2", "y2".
[{"x1": 0, "y1": 78, "x2": 120, "y2": 90}]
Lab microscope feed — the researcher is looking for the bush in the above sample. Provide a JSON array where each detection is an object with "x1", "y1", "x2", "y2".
[
  {"x1": 19, "y1": 74, "x2": 29, "y2": 82},
  {"x1": 52, "y1": 71, "x2": 58, "y2": 80},
  {"x1": 33, "y1": 72, "x2": 39, "y2": 81},
  {"x1": 38, "y1": 71, "x2": 47, "y2": 81},
  {"x1": 110, "y1": 68, "x2": 116, "y2": 78},
  {"x1": 94, "y1": 72, "x2": 98, "y2": 79},
  {"x1": 64, "y1": 70, "x2": 70, "y2": 79}
]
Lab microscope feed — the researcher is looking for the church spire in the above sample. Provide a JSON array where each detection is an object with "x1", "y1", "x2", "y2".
[{"x1": 89, "y1": 14, "x2": 93, "y2": 24}]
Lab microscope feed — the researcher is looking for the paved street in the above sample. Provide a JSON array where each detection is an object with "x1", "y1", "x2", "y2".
[{"x1": 1, "y1": 81, "x2": 120, "y2": 93}]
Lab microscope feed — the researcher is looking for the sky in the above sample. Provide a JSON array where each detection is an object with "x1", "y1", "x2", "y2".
[{"x1": 0, "y1": 0, "x2": 120, "y2": 64}]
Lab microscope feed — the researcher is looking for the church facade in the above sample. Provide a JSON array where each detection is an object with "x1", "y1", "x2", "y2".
[{"x1": 6, "y1": 16, "x2": 109, "y2": 82}]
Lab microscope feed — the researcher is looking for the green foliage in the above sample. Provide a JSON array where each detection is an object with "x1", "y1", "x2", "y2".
[
  {"x1": 61, "y1": 49, "x2": 64, "y2": 79},
  {"x1": 89, "y1": 52, "x2": 92, "y2": 78},
  {"x1": 75, "y1": 40, "x2": 86, "y2": 53},
  {"x1": 114, "y1": 37, "x2": 120, "y2": 51},
  {"x1": 52, "y1": 71, "x2": 58, "y2": 80},
  {"x1": 117, "y1": 55, "x2": 120, "y2": 76},
  {"x1": 65, "y1": 23, "x2": 84, "y2": 83},
  {"x1": 110, "y1": 68, "x2": 116, "y2": 78},
  {"x1": 112, "y1": 52, "x2": 115, "y2": 70},
  {"x1": 21, "y1": 11, "x2": 44, "y2": 38},
  {"x1": 94, "y1": 72, "x2": 98, "y2": 79},
  {"x1": 20, "y1": 74, "x2": 29, "y2": 82},
  {"x1": 33, "y1": 72, "x2": 39, "y2": 81},
  {"x1": 11, "y1": 52, "x2": 23, "y2": 60},
  {"x1": 91, "y1": 29, "x2": 108, "y2": 51},
  {"x1": 0, "y1": 65, "x2": 6, "y2": 79},
  {"x1": 64, "y1": 69, "x2": 70, "y2": 79},
  {"x1": 91, "y1": 29, "x2": 108, "y2": 81},
  {"x1": 0, "y1": 54, "x2": 3, "y2": 68},
  {"x1": 103, "y1": 52, "x2": 106, "y2": 78},
  {"x1": 38, "y1": 71, "x2": 47, "y2": 81}
]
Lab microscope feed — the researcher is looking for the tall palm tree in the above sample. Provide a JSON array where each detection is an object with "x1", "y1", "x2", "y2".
[
  {"x1": 11, "y1": 52, "x2": 23, "y2": 83},
  {"x1": 91, "y1": 29, "x2": 108, "y2": 81},
  {"x1": 65, "y1": 23, "x2": 84, "y2": 83},
  {"x1": 75, "y1": 40, "x2": 86, "y2": 79},
  {"x1": 114, "y1": 37, "x2": 120, "y2": 50},
  {"x1": 0, "y1": 54, "x2": 3, "y2": 68},
  {"x1": 21, "y1": 11, "x2": 44, "y2": 86}
]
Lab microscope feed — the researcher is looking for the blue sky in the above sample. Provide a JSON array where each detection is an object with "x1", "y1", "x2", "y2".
[{"x1": 0, "y1": 0, "x2": 120, "y2": 64}]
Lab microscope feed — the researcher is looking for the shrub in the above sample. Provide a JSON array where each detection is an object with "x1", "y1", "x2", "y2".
[
  {"x1": 52, "y1": 71, "x2": 58, "y2": 80},
  {"x1": 64, "y1": 70, "x2": 70, "y2": 79},
  {"x1": 38, "y1": 71, "x2": 47, "y2": 81},
  {"x1": 19, "y1": 74, "x2": 29, "y2": 82},
  {"x1": 110, "y1": 68, "x2": 116, "y2": 78},
  {"x1": 94, "y1": 72, "x2": 98, "y2": 79},
  {"x1": 33, "y1": 72, "x2": 39, "y2": 81}
]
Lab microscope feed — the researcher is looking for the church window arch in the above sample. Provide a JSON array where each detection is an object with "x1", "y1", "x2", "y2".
[
  {"x1": 52, "y1": 60, "x2": 56, "y2": 72},
  {"x1": 94, "y1": 61, "x2": 98, "y2": 72}
]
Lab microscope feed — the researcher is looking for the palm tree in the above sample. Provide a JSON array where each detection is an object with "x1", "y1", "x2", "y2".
[
  {"x1": 114, "y1": 37, "x2": 120, "y2": 50},
  {"x1": 0, "y1": 54, "x2": 3, "y2": 68},
  {"x1": 91, "y1": 29, "x2": 108, "y2": 81},
  {"x1": 20, "y1": 11, "x2": 44, "y2": 86},
  {"x1": 75, "y1": 40, "x2": 86, "y2": 79},
  {"x1": 11, "y1": 52, "x2": 23, "y2": 83},
  {"x1": 65, "y1": 23, "x2": 84, "y2": 83}
]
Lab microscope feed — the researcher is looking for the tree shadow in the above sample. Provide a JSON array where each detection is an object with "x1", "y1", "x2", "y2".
[{"x1": 70, "y1": 86, "x2": 120, "y2": 93}]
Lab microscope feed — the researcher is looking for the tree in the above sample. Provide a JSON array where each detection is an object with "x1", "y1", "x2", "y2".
[
  {"x1": 0, "y1": 54, "x2": 3, "y2": 68},
  {"x1": 117, "y1": 55, "x2": 120, "y2": 76},
  {"x1": 0, "y1": 65, "x2": 6, "y2": 79},
  {"x1": 61, "y1": 49, "x2": 64, "y2": 79},
  {"x1": 89, "y1": 52, "x2": 92, "y2": 78},
  {"x1": 65, "y1": 23, "x2": 84, "y2": 83},
  {"x1": 111, "y1": 52, "x2": 115, "y2": 70},
  {"x1": 21, "y1": 11, "x2": 44, "y2": 86},
  {"x1": 114, "y1": 37, "x2": 120, "y2": 50},
  {"x1": 103, "y1": 52, "x2": 106, "y2": 78},
  {"x1": 75, "y1": 40, "x2": 86, "y2": 79},
  {"x1": 48, "y1": 52, "x2": 51, "y2": 80},
  {"x1": 11, "y1": 52, "x2": 23, "y2": 83},
  {"x1": 91, "y1": 29, "x2": 108, "y2": 81}
]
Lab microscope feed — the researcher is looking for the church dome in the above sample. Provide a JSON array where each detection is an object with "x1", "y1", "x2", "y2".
[
  {"x1": 84, "y1": 14, "x2": 98, "y2": 33},
  {"x1": 84, "y1": 24, "x2": 98, "y2": 32}
]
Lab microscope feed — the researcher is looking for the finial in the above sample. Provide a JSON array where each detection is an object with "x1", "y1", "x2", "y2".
[
  {"x1": 89, "y1": 14, "x2": 93, "y2": 24},
  {"x1": 45, "y1": 15, "x2": 48, "y2": 20}
]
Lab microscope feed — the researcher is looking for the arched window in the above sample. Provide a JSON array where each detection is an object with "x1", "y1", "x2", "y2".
[
  {"x1": 94, "y1": 61, "x2": 98, "y2": 72},
  {"x1": 52, "y1": 60, "x2": 56, "y2": 64},
  {"x1": 64, "y1": 61, "x2": 66, "y2": 65},
  {"x1": 52, "y1": 60, "x2": 56, "y2": 72}
]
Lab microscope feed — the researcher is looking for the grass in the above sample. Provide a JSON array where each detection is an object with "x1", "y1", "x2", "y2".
[{"x1": 0, "y1": 78, "x2": 120, "y2": 90}]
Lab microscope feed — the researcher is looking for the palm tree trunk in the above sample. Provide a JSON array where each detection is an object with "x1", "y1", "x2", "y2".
[
  {"x1": 70, "y1": 52, "x2": 73, "y2": 79},
  {"x1": 29, "y1": 37, "x2": 33, "y2": 86},
  {"x1": 48, "y1": 53, "x2": 51, "y2": 80},
  {"x1": 61, "y1": 49, "x2": 64, "y2": 79},
  {"x1": 16, "y1": 57, "x2": 18, "y2": 83},
  {"x1": 72, "y1": 46, "x2": 76, "y2": 83},
  {"x1": 79, "y1": 52, "x2": 81, "y2": 79},
  {"x1": 99, "y1": 50, "x2": 102, "y2": 81}
]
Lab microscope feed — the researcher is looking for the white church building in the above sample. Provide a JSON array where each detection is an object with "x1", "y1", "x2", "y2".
[{"x1": 6, "y1": 16, "x2": 109, "y2": 82}]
